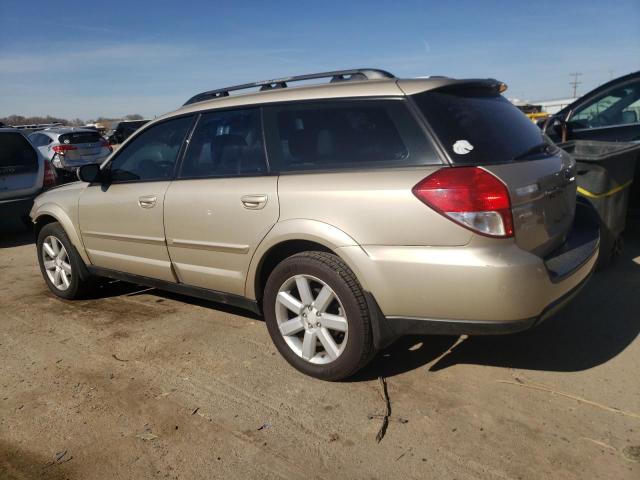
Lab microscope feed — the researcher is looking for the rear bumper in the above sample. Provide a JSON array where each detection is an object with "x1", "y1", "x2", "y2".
[
  {"x1": 0, "y1": 195, "x2": 37, "y2": 219},
  {"x1": 58, "y1": 156, "x2": 108, "y2": 171},
  {"x1": 367, "y1": 269, "x2": 592, "y2": 343},
  {"x1": 338, "y1": 205, "x2": 599, "y2": 349}
]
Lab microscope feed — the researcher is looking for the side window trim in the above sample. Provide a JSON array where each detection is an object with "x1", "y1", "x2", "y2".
[{"x1": 105, "y1": 114, "x2": 196, "y2": 185}]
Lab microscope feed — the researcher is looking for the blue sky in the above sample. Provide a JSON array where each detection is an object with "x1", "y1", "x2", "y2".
[{"x1": 1, "y1": 0, "x2": 638, "y2": 119}]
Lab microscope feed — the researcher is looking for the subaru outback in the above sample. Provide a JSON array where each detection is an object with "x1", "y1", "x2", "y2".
[{"x1": 30, "y1": 69, "x2": 599, "y2": 380}]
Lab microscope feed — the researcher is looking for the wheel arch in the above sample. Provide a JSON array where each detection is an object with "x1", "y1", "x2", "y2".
[
  {"x1": 246, "y1": 219, "x2": 369, "y2": 305},
  {"x1": 32, "y1": 203, "x2": 90, "y2": 264}
]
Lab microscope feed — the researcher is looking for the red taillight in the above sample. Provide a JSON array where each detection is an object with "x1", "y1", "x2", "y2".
[
  {"x1": 43, "y1": 160, "x2": 57, "y2": 189},
  {"x1": 101, "y1": 139, "x2": 113, "y2": 152},
  {"x1": 412, "y1": 167, "x2": 514, "y2": 238},
  {"x1": 52, "y1": 144, "x2": 78, "y2": 154}
]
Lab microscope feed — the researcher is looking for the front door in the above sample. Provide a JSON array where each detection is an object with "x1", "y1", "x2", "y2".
[
  {"x1": 164, "y1": 108, "x2": 278, "y2": 295},
  {"x1": 78, "y1": 115, "x2": 194, "y2": 282}
]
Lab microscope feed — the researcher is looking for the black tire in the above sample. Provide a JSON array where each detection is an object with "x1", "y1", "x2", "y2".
[
  {"x1": 263, "y1": 251, "x2": 375, "y2": 381},
  {"x1": 37, "y1": 222, "x2": 94, "y2": 299}
]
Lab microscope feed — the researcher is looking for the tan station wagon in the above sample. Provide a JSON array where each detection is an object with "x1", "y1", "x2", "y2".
[{"x1": 31, "y1": 69, "x2": 600, "y2": 380}]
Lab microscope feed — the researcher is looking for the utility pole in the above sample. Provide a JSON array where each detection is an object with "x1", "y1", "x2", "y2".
[{"x1": 569, "y1": 72, "x2": 582, "y2": 98}]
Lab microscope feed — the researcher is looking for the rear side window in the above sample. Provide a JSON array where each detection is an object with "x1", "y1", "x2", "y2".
[
  {"x1": 0, "y1": 132, "x2": 38, "y2": 174},
  {"x1": 264, "y1": 99, "x2": 439, "y2": 173},
  {"x1": 413, "y1": 88, "x2": 548, "y2": 164},
  {"x1": 179, "y1": 108, "x2": 267, "y2": 178},
  {"x1": 58, "y1": 131, "x2": 103, "y2": 145}
]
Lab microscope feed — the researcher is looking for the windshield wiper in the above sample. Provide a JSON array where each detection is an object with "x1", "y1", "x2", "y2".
[{"x1": 514, "y1": 142, "x2": 554, "y2": 161}]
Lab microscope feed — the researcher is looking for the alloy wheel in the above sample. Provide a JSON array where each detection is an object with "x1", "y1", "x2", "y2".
[
  {"x1": 42, "y1": 235, "x2": 72, "y2": 291},
  {"x1": 275, "y1": 274, "x2": 348, "y2": 364}
]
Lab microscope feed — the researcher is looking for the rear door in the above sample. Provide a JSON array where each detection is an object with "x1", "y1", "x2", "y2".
[
  {"x1": 78, "y1": 116, "x2": 194, "y2": 281},
  {"x1": 164, "y1": 108, "x2": 278, "y2": 295},
  {"x1": 411, "y1": 85, "x2": 577, "y2": 256},
  {"x1": 0, "y1": 131, "x2": 42, "y2": 201}
]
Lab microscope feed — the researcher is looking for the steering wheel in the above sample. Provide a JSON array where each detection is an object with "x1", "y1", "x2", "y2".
[{"x1": 541, "y1": 115, "x2": 569, "y2": 142}]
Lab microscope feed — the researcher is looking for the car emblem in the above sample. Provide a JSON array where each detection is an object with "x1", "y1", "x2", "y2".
[{"x1": 453, "y1": 140, "x2": 474, "y2": 155}]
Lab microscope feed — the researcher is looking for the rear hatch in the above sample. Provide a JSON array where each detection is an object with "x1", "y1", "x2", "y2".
[
  {"x1": 0, "y1": 131, "x2": 42, "y2": 200},
  {"x1": 411, "y1": 83, "x2": 577, "y2": 257},
  {"x1": 58, "y1": 131, "x2": 109, "y2": 165}
]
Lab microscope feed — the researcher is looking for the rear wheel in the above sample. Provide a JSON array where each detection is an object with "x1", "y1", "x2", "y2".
[
  {"x1": 263, "y1": 251, "x2": 375, "y2": 380},
  {"x1": 37, "y1": 222, "x2": 94, "y2": 299}
]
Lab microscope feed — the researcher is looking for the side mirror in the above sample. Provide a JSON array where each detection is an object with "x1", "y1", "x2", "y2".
[{"x1": 77, "y1": 164, "x2": 102, "y2": 183}]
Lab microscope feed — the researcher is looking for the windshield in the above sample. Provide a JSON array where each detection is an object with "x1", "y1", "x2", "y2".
[{"x1": 412, "y1": 88, "x2": 549, "y2": 164}]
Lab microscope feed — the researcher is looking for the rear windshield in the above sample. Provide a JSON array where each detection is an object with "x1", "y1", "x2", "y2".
[
  {"x1": 413, "y1": 88, "x2": 548, "y2": 164},
  {"x1": 0, "y1": 132, "x2": 38, "y2": 174},
  {"x1": 58, "y1": 131, "x2": 103, "y2": 145}
]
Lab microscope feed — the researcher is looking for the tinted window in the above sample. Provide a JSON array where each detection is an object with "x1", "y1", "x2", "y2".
[
  {"x1": 569, "y1": 79, "x2": 640, "y2": 129},
  {"x1": 0, "y1": 132, "x2": 38, "y2": 174},
  {"x1": 265, "y1": 99, "x2": 438, "y2": 172},
  {"x1": 413, "y1": 88, "x2": 548, "y2": 164},
  {"x1": 59, "y1": 131, "x2": 103, "y2": 144},
  {"x1": 118, "y1": 121, "x2": 148, "y2": 134},
  {"x1": 28, "y1": 133, "x2": 44, "y2": 147},
  {"x1": 179, "y1": 108, "x2": 266, "y2": 178},
  {"x1": 109, "y1": 116, "x2": 193, "y2": 182}
]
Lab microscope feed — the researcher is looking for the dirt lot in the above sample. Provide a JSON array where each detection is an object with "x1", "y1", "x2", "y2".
[{"x1": 1, "y1": 219, "x2": 639, "y2": 480}]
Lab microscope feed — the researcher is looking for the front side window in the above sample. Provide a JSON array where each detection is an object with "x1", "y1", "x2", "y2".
[
  {"x1": 109, "y1": 116, "x2": 193, "y2": 182},
  {"x1": 264, "y1": 99, "x2": 438, "y2": 172},
  {"x1": 179, "y1": 108, "x2": 266, "y2": 178},
  {"x1": 569, "y1": 79, "x2": 640, "y2": 129}
]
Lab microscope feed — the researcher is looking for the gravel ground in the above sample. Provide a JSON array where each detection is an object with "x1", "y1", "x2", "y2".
[{"x1": 1, "y1": 218, "x2": 639, "y2": 479}]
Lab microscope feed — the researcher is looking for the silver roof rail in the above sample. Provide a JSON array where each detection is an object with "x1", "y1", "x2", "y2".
[{"x1": 183, "y1": 68, "x2": 395, "y2": 106}]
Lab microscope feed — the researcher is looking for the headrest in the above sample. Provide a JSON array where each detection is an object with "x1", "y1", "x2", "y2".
[
  {"x1": 288, "y1": 129, "x2": 316, "y2": 162},
  {"x1": 211, "y1": 134, "x2": 247, "y2": 148}
]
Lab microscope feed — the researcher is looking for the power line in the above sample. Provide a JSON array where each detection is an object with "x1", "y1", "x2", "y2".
[{"x1": 569, "y1": 72, "x2": 582, "y2": 98}]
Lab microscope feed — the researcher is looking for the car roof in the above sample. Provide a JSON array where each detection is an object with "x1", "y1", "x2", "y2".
[{"x1": 164, "y1": 75, "x2": 502, "y2": 121}]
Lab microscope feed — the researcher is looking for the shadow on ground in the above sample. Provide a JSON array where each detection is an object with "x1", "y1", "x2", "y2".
[
  {"x1": 10, "y1": 214, "x2": 637, "y2": 380},
  {"x1": 90, "y1": 279, "x2": 262, "y2": 320},
  {"x1": 0, "y1": 219, "x2": 34, "y2": 248},
  {"x1": 357, "y1": 231, "x2": 640, "y2": 380},
  {"x1": 82, "y1": 232, "x2": 640, "y2": 380}
]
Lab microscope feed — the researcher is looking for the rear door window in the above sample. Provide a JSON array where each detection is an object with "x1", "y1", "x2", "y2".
[
  {"x1": 264, "y1": 99, "x2": 439, "y2": 172},
  {"x1": 0, "y1": 132, "x2": 38, "y2": 175},
  {"x1": 179, "y1": 108, "x2": 267, "y2": 178},
  {"x1": 58, "y1": 131, "x2": 103, "y2": 145},
  {"x1": 412, "y1": 88, "x2": 549, "y2": 165}
]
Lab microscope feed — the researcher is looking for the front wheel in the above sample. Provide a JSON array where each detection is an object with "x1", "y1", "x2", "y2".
[
  {"x1": 37, "y1": 222, "x2": 94, "y2": 299},
  {"x1": 263, "y1": 251, "x2": 375, "y2": 381}
]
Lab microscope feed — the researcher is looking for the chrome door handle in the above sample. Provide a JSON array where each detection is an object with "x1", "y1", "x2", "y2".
[
  {"x1": 241, "y1": 194, "x2": 268, "y2": 210},
  {"x1": 138, "y1": 195, "x2": 157, "y2": 208}
]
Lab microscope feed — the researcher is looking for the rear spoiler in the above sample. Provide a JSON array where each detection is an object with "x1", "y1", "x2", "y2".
[
  {"x1": 398, "y1": 77, "x2": 507, "y2": 96},
  {"x1": 430, "y1": 78, "x2": 507, "y2": 94}
]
